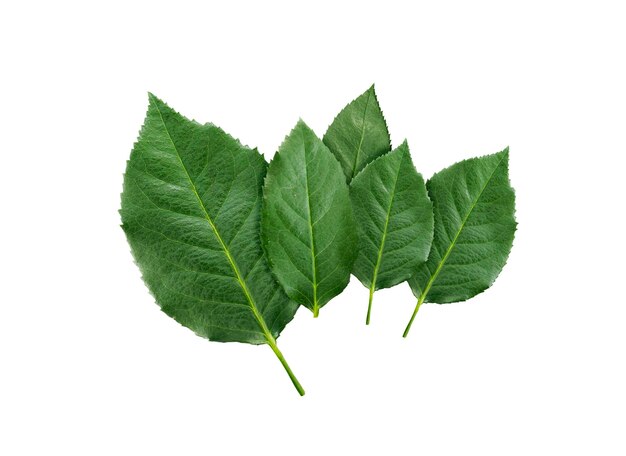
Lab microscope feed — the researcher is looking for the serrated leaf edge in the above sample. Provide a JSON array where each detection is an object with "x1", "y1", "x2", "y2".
[
  {"x1": 261, "y1": 119, "x2": 356, "y2": 315},
  {"x1": 322, "y1": 84, "x2": 392, "y2": 181},
  {"x1": 418, "y1": 147, "x2": 517, "y2": 305}
]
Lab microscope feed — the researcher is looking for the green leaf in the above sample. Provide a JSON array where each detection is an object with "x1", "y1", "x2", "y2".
[
  {"x1": 404, "y1": 149, "x2": 517, "y2": 337},
  {"x1": 349, "y1": 141, "x2": 434, "y2": 324},
  {"x1": 120, "y1": 94, "x2": 305, "y2": 395},
  {"x1": 262, "y1": 120, "x2": 358, "y2": 317},
  {"x1": 323, "y1": 85, "x2": 391, "y2": 182}
]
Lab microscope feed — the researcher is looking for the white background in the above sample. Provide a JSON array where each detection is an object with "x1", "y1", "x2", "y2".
[{"x1": 1, "y1": 1, "x2": 625, "y2": 455}]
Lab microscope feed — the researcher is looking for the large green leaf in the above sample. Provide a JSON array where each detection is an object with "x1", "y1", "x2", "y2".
[
  {"x1": 350, "y1": 141, "x2": 434, "y2": 324},
  {"x1": 120, "y1": 94, "x2": 304, "y2": 395},
  {"x1": 323, "y1": 85, "x2": 391, "y2": 182},
  {"x1": 404, "y1": 149, "x2": 517, "y2": 337},
  {"x1": 262, "y1": 120, "x2": 357, "y2": 317}
]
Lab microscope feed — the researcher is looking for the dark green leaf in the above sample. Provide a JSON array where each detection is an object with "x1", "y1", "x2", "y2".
[
  {"x1": 404, "y1": 149, "x2": 516, "y2": 337},
  {"x1": 323, "y1": 85, "x2": 391, "y2": 182},
  {"x1": 120, "y1": 94, "x2": 304, "y2": 395},
  {"x1": 262, "y1": 120, "x2": 357, "y2": 317},
  {"x1": 350, "y1": 141, "x2": 434, "y2": 324}
]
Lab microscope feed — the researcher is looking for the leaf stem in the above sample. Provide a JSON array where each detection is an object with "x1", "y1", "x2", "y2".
[
  {"x1": 266, "y1": 337, "x2": 305, "y2": 396},
  {"x1": 366, "y1": 284, "x2": 375, "y2": 325},
  {"x1": 313, "y1": 305, "x2": 319, "y2": 318},
  {"x1": 365, "y1": 150, "x2": 402, "y2": 326},
  {"x1": 402, "y1": 297, "x2": 424, "y2": 338}
]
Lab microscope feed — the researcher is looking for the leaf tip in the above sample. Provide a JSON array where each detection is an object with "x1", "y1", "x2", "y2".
[
  {"x1": 147, "y1": 91, "x2": 159, "y2": 103},
  {"x1": 294, "y1": 118, "x2": 314, "y2": 134},
  {"x1": 146, "y1": 92, "x2": 170, "y2": 112},
  {"x1": 498, "y1": 146, "x2": 510, "y2": 165}
]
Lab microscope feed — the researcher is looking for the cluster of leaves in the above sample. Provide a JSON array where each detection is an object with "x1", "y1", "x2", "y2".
[{"x1": 120, "y1": 87, "x2": 517, "y2": 396}]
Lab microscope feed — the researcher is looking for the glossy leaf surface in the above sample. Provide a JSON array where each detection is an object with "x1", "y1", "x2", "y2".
[
  {"x1": 323, "y1": 85, "x2": 391, "y2": 182},
  {"x1": 120, "y1": 95, "x2": 304, "y2": 394},
  {"x1": 262, "y1": 120, "x2": 357, "y2": 317},
  {"x1": 350, "y1": 142, "x2": 433, "y2": 323},
  {"x1": 404, "y1": 149, "x2": 516, "y2": 336}
]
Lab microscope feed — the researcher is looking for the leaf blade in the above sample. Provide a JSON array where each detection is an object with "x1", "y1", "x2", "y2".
[
  {"x1": 262, "y1": 120, "x2": 358, "y2": 316},
  {"x1": 350, "y1": 141, "x2": 434, "y2": 323},
  {"x1": 323, "y1": 85, "x2": 391, "y2": 182},
  {"x1": 120, "y1": 95, "x2": 304, "y2": 393},
  {"x1": 408, "y1": 149, "x2": 517, "y2": 305}
]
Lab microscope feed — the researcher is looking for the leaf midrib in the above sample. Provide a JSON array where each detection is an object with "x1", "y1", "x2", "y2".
[
  {"x1": 369, "y1": 152, "x2": 403, "y2": 294},
  {"x1": 153, "y1": 102, "x2": 275, "y2": 343},
  {"x1": 350, "y1": 88, "x2": 372, "y2": 179},
  {"x1": 302, "y1": 129, "x2": 319, "y2": 315},
  {"x1": 418, "y1": 154, "x2": 506, "y2": 304}
]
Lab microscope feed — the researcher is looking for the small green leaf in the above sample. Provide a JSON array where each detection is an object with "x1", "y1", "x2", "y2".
[
  {"x1": 262, "y1": 120, "x2": 358, "y2": 317},
  {"x1": 120, "y1": 94, "x2": 305, "y2": 395},
  {"x1": 323, "y1": 85, "x2": 391, "y2": 182},
  {"x1": 350, "y1": 141, "x2": 434, "y2": 324},
  {"x1": 404, "y1": 149, "x2": 517, "y2": 337}
]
